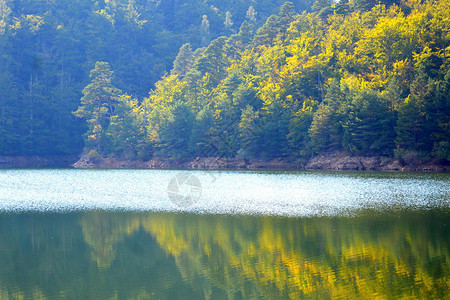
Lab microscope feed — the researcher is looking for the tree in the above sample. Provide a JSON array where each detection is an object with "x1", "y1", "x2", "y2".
[
  {"x1": 343, "y1": 89, "x2": 396, "y2": 155},
  {"x1": 253, "y1": 15, "x2": 280, "y2": 46},
  {"x1": 309, "y1": 80, "x2": 346, "y2": 153},
  {"x1": 237, "y1": 21, "x2": 254, "y2": 46},
  {"x1": 312, "y1": 0, "x2": 332, "y2": 12},
  {"x1": 287, "y1": 100, "x2": 315, "y2": 159},
  {"x1": 278, "y1": 1, "x2": 296, "y2": 31},
  {"x1": 258, "y1": 100, "x2": 290, "y2": 158},
  {"x1": 73, "y1": 62, "x2": 122, "y2": 152},
  {"x1": 224, "y1": 11, "x2": 233, "y2": 29},
  {"x1": 195, "y1": 36, "x2": 228, "y2": 86},
  {"x1": 395, "y1": 66, "x2": 432, "y2": 153},
  {"x1": 246, "y1": 6, "x2": 257, "y2": 23},
  {"x1": 200, "y1": 14, "x2": 210, "y2": 46},
  {"x1": 158, "y1": 102, "x2": 194, "y2": 158},
  {"x1": 105, "y1": 95, "x2": 147, "y2": 159},
  {"x1": 189, "y1": 106, "x2": 214, "y2": 156},
  {"x1": 0, "y1": 0, "x2": 11, "y2": 35},
  {"x1": 238, "y1": 105, "x2": 260, "y2": 157},
  {"x1": 171, "y1": 43, "x2": 194, "y2": 78}
]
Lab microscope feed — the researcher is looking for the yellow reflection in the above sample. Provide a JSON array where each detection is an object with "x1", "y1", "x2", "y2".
[{"x1": 80, "y1": 212, "x2": 449, "y2": 299}]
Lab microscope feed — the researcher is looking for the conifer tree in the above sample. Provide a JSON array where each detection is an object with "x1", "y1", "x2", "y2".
[
  {"x1": 246, "y1": 6, "x2": 257, "y2": 23},
  {"x1": 171, "y1": 43, "x2": 194, "y2": 78},
  {"x1": 224, "y1": 11, "x2": 233, "y2": 29},
  {"x1": 74, "y1": 62, "x2": 122, "y2": 152}
]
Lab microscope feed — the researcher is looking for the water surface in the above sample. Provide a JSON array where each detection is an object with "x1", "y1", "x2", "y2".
[
  {"x1": 0, "y1": 170, "x2": 448, "y2": 299},
  {"x1": 0, "y1": 169, "x2": 448, "y2": 215}
]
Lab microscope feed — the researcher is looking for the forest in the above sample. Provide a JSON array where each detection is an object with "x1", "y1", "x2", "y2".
[
  {"x1": 0, "y1": 0, "x2": 316, "y2": 155},
  {"x1": 1, "y1": 0, "x2": 449, "y2": 164}
]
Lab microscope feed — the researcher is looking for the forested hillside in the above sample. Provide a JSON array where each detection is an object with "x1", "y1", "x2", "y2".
[
  {"x1": 0, "y1": 0, "x2": 315, "y2": 155},
  {"x1": 75, "y1": 0, "x2": 448, "y2": 163}
]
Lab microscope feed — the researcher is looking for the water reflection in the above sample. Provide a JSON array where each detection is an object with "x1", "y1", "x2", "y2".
[{"x1": 0, "y1": 210, "x2": 448, "y2": 299}]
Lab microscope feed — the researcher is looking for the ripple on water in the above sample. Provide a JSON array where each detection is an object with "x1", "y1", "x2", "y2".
[{"x1": 0, "y1": 169, "x2": 448, "y2": 216}]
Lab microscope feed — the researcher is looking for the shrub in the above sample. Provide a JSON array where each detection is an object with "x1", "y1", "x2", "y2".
[{"x1": 86, "y1": 149, "x2": 101, "y2": 163}]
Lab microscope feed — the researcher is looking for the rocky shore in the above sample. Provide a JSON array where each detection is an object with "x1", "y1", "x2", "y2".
[
  {"x1": 72, "y1": 152, "x2": 449, "y2": 172},
  {"x1": 0, "y1": 152, "x2": 446, "y2": 172},
  {"x1": 304, "y1": 152, "x2": 448, "y2": 172}
]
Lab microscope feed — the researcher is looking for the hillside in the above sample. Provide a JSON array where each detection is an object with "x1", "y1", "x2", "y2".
[
  {"x1": 74, "y1": 0, "x2": 449, "y2": 166},
  {"x1": 0, "y1": 0, "x2": 315, "y2": 155}
]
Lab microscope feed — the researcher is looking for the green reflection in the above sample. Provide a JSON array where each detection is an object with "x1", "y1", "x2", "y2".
[{"x1": 0, "y1": 210, "x2": 448, "y2": 299}]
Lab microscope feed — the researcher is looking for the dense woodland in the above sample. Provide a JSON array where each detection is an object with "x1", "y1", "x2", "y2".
[
  {"x1": 1, "y1": 0, "x2": 449, "y2": 163},
  {"x1": 0, "y1": 0, "x2": 315, "y2": 155}
]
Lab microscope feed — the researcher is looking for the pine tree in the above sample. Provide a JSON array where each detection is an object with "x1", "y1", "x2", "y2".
[
  {"x1": 200, "y1": 15, "x2": 210, "y2": 47},
  {"x1": 237, "y1": 21, "x2": 253, "y2": 46},
  {"x1": 238, "y1": 105, "x2": 260, "y2": 158},
  {"x1": 73, "y1": 62, "x2": 122, "y2": 152},
  {"x1": 224, "y1": 11, "x2": 233, "y2": 29},
  {"x1": 253, "y1": 15, "x2": 280, "y2": 46},
  {"x1": 344, "y1": 90, "x2": 395, "y2": 155},
  {"x1": 309, "y1": 80, "x2": 346, "y2": 153},
  {"x1": 105, "y1": 95, "x2": 145, "y2": 159},
  {"x1": 312, "y1": 0, "x2": 332, "y2": 12},
  {"x1": 278, "y1": 2, "x2": 296, "y2": 31},
  {"x1": 158, "y1": 102, "x2": 194, "y2": 158},
  {"x1": 395, "y1": 66, "x2": 434, "y2": 153},
  {"x1": 246, "y1": 6, "x2": 257, "y2": 23},
  {"x1": 171, "y1": 43, "x2": 194, "y2": 78},
  {"x1": 189, "y1": 106, "x2": 214, "y2": 156},
  {"x1": 195, "y1": 36, "x2": 228, "y2": 86}
]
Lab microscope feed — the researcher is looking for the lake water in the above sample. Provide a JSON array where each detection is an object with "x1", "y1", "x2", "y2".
[{"x1": 0, "y1": 169, "x2": 448, "y2": 299}]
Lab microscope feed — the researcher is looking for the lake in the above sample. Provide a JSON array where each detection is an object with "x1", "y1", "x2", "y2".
[{"x1": 0, "y1": 169, "x2": 448, "y2": 299}]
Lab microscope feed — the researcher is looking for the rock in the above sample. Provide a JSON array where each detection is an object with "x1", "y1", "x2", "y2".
[{"x1": 70, "y1": 152, "x2": 448, "y2": 172}]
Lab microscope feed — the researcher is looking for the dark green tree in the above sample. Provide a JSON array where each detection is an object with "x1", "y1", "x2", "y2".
[
  {"x1": 158, "y1": 102, "x2": 194, "y2": 158},
  {"x1": 73, "y1": 61, "x2": 122, "y2": 152},
  {"x1": 171, "y1": 43, "x2": 194, "y2": 78},
  {"x1": 309, "y1": 80, "x2": 346, "y2": 153},
  {"x1": 343, "y1": 89, "x2": 396, "y2": 155},
  {"x1": 253, "y1": 15, "x2": 280, "y2": 46}
]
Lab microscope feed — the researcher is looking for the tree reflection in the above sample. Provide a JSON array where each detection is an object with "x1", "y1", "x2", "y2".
[
  {"x1": 81, "y1": 211, "x2": 450, "y2": 299},
  {"x1": 0, "y1": 211, "x2": 448, "y2": 299}
]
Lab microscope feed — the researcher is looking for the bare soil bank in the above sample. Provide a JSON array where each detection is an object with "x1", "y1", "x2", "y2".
[{"x1": 73, "y1": 152, "x2": 449, "y2": 172}]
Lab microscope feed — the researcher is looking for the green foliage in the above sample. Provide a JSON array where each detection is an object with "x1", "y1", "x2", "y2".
[
  {"x1": 86, "y1": 148, "x2": 100, "y2": 160},
  {"x1": 309, "y1": 80, "x2": 346, "y2": 153},
  {"x1": 100, "y1": 0, "x2": 448, "y2": 162},
  {"x1": 74, "y1": 61, "x2": 122, "y2": 152},
  {"x1": 157, "y1": 102, "x2": 194, "y2": 159},
  {"x1": 171, "y1": 43, "x2": 194, "y2": 78},
  {"x1": 1, "y1": 0, "x2": 312, "y2": 156},
  {"x1": 105, "y1": 95, "x2": 146, "y2": 159},
  {"x1": 1, "y1": 0, "x2": 448, "y2": 162},
  {"x1": 343, "y1": 89, "x2": 396, "y2": 155},
  {"x1": 432, "y1": 141, "x2": 450, "y2": 161},
  {"x1": 238, "y1": 105, "x2": 260, "y2": 157},
  {"x1": 252, "y1": 15, "x2": 280, "y2": 46}
]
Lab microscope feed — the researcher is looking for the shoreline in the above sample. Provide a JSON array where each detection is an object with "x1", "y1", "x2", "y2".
[
  {"x1": 72, "y1": 152, "x2": 449, "y2": 172},
  {"x1": 0, "y1": 155, "x2": 79, "y2": 168},
  {"x1": 0, "y1": 152, "x2": 448, "y2": 172}
]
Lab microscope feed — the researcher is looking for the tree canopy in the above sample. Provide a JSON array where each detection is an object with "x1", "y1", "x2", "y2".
[
  {"x1": 0, "y1": 0, "x2": 313, "y2": 155},
  {"x1": 85, "y1": 0, "x2": 449, "y2": 163},
  {"x1": 0, "y1": 0, "x2": 448, "y2": 163}
]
